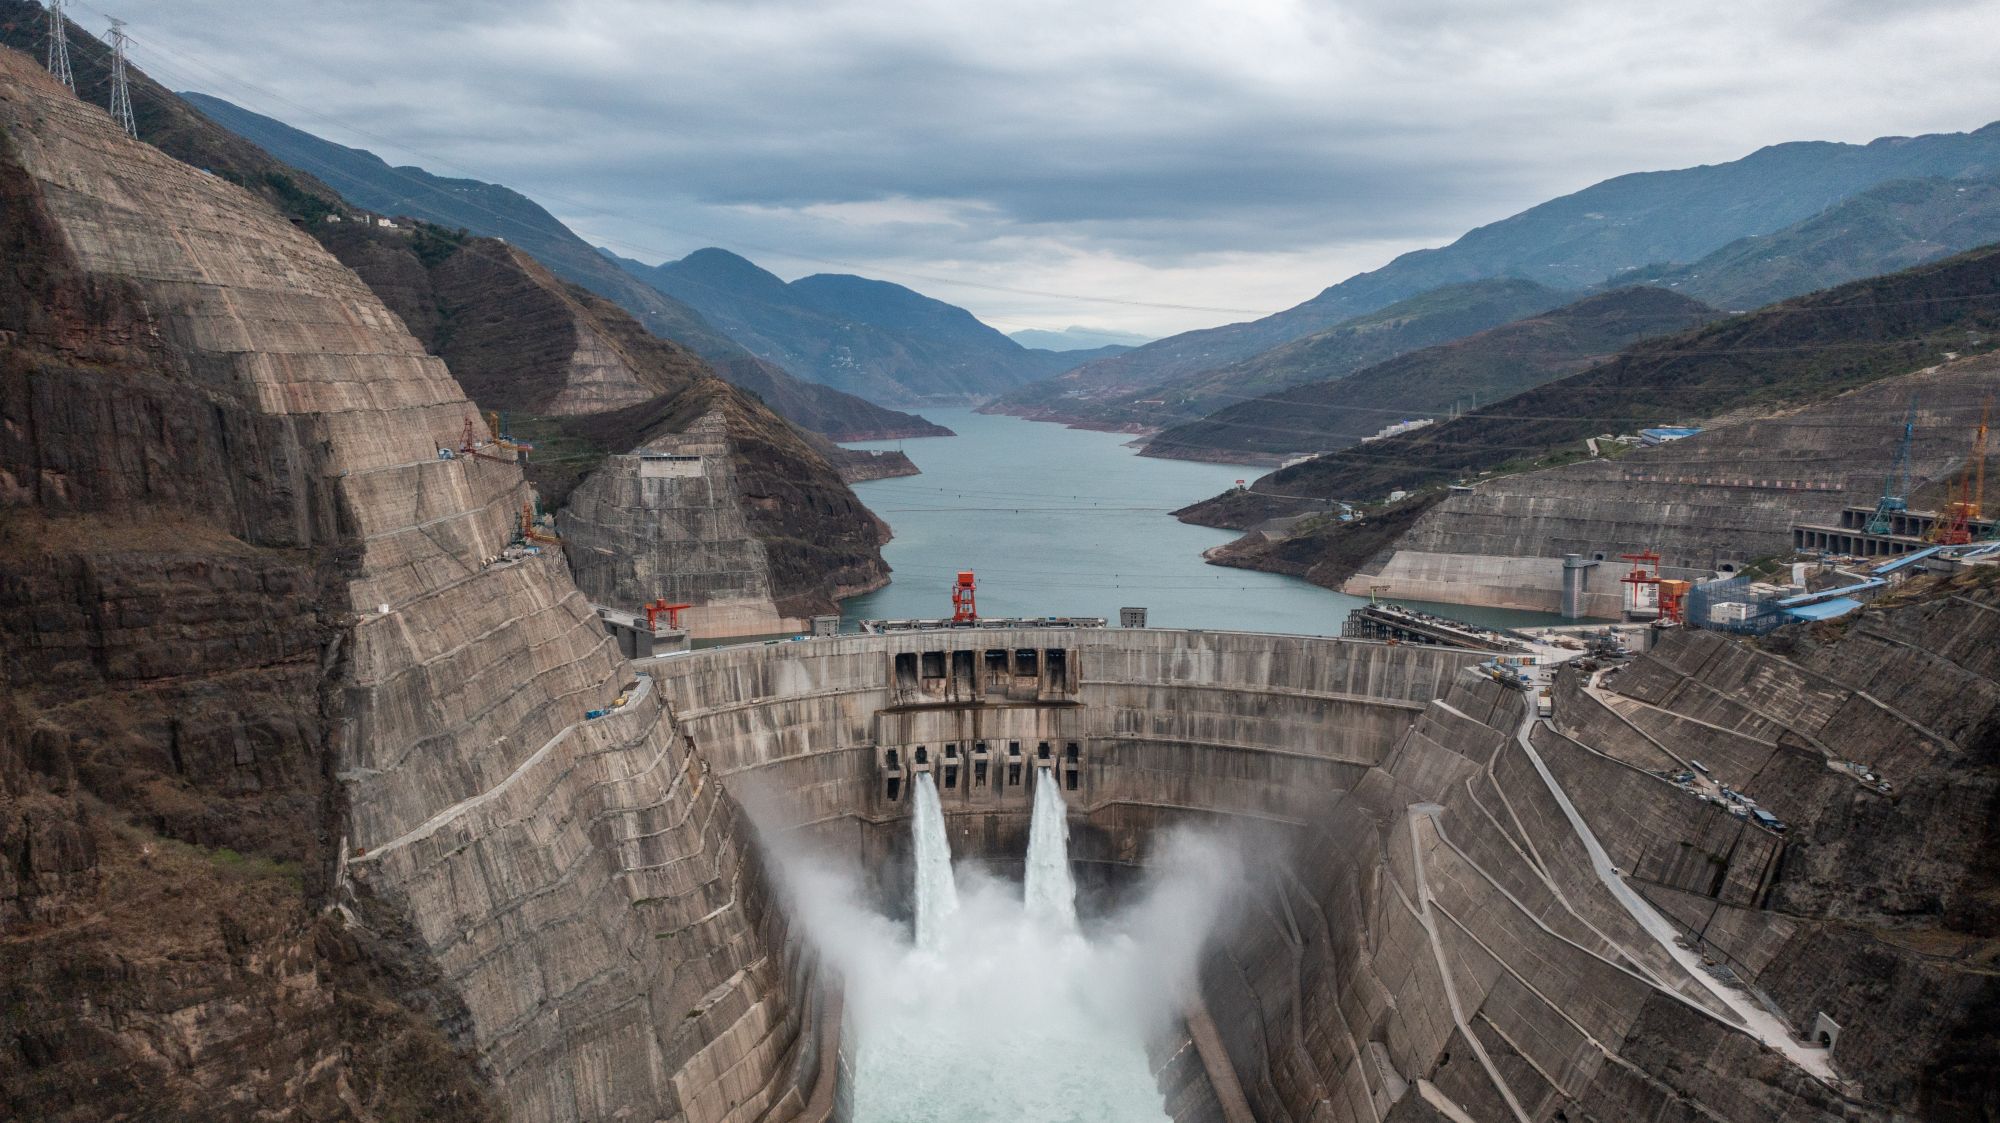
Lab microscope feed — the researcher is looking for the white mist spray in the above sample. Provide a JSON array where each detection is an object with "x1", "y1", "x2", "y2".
[
  {"x1": 1024, "y1": 768, "x2": 1079, "y2": 931},
  {"x1": 910, "y1": 771, "x2": 959, "y2": 951},
  {"x1": 747, "y1": 771, "x2": 1249, "y2": 1122}
]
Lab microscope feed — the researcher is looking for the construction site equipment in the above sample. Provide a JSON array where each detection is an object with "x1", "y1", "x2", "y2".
[
  {"x1": 446, "y1": 413, "x2": 521, "y2": 464},
  {"x1": 1658, "y1": 578, "x2": 1690, "y2": 626},
  {"x1": 951, "y1": 570, "x2": 978, "y2": 623},
  {"x1": 1866, "y1": 398, "x2": 1918, "y2": 535},
  {"x1": 1619, "y1": 552, "x2": 1669, "y2": 621},
  {"x1": 644, "y1": 599, "x2": 691, "y2": 631},
  {"x1": 1688, "y1": 575, "x2": 1781, "y2": 635},
  {"x1": 519, "y1": 501, "x2": 560, "y2": 545},
  {"x1": 1928, "y1": 402, "x2": 1990, "y2": 545}
]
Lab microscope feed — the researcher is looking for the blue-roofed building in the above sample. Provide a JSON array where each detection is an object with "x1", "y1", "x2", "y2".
[
  {"x1": 1638, "y1": 426, "x2": 1702, "y2": 446},
  {"x1": 1782, "y1": 597, "x2": 1862, "y2": 622}
]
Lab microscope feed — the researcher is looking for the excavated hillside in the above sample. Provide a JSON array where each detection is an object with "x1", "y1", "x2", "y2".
[
  {"x1": 0, "y1": 49, "x2": 817, "y2": 1119},
  {"x1": 0, "y1": 56, "x2": 492, "y2": 1118},
  {"x1": 1183, "y1": 240, "x2": 2000, "y2": 541},
  {"x1": 319, "y1": 221, "x2": 893, "y2": 628},
  {"x1": 1565, "y1": 575, "x2": 2000, "y2": 1119},
  {"x1": 1207, "y1": 355, "x2": 1998, "y2": 614}
]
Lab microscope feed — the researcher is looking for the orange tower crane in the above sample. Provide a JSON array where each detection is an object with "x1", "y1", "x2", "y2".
[
  {"x1": 951, "y1": 570, "x2": 978, "y2": 623},
  {"x1": 520, "y1": 501, "x2": 560, "y2": 544},
  {"x1": 1928, "y1": 402, "x2": 1990, "y2": 546}
]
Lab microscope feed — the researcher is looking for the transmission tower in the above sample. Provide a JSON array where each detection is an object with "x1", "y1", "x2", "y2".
[
  {"x1": 107, "y1": 18, "x2": 136, "y2": 137},
  {"x1": 44, "y1": 1, "x2": 74, "y2": 92}
]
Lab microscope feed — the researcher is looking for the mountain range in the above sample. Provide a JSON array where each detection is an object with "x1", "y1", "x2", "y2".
[
  {"x1": 1142, "y1": 285, "x2": 1722, "y2": 464},
  {"x1": 989, "y1": 120, "x2": 2000, "y2": 433},
  {"x1": 177, "y1": 90, "x2": 948, "y2": 440},
  {"x1": 1179, "y1": 240, "x2": 2000, "y2": 531},
  {"x1": 608, "y1": 247, "x2": 1124, "y2": 406},
  {"x1": 1008, "y1": 326, "x2": 1154, "y2": 351},
  {"x1": 987, "y1": 278, "x2": 1572, "y2": 430},
  {"x1": 1611, "y1": 174, "x2": 2000, "y2": 311}
]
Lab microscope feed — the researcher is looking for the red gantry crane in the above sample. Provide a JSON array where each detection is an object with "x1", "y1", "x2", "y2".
[
  {"x1": 1619, "y1": 550, "x2": 1684, "y2": 624},
  {"x1": 951, "y1": 570, "x2": 978, "y2": 623},
  {"x1": 644, "y1": 599, "x2": 692, "y2": 631}
]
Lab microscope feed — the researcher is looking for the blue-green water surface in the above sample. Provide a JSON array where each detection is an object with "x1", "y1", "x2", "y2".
[{"x1": 840, "y1": 408, "x2": 1566, "y2": 633}]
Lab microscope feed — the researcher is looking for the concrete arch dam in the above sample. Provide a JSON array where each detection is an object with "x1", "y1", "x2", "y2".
[{"x1": 641, "y1": 628, "x2": 1865, "y2": 1122}]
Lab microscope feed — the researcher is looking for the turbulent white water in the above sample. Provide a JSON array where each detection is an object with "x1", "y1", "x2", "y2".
[
  {"x1": 761, "y1": 778, "x2": 1242, "y2": 1122},
  {"x1": 910, "y1": 772, "x2": 958, "y2": 951},
  {"x1": 1024, "y1": 769, "x2": 1079, "y2": 931}
]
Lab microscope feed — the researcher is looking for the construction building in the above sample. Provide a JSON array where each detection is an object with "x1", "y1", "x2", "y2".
[{"x1": 1792, "y1": 506, "x2": 1996, "y2": 557}]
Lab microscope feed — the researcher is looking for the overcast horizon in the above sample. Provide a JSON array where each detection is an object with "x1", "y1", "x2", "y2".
[{"x1": 89, "y1": 0, "x2": 2000, "y2": 337}]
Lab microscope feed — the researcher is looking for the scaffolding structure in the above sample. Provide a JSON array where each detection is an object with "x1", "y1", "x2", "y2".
[{"x1": 1686, "y1": 576, "x2": 1782, "y2": 635}]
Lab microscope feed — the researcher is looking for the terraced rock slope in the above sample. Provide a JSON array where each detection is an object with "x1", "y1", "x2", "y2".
[{"x1": 0, "y1": 49, "x2": 811, "y2": 1119}]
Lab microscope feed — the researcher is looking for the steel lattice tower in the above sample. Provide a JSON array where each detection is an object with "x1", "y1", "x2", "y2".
[
  {"x1": 44, "y1": 1, "x2": 74, "y2": 92},
  {"x1": 107, "y1": 18, "x2": 136, "y2": 137}
]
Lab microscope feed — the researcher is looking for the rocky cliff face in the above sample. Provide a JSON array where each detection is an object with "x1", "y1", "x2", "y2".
[
  {"x1": 320, "y1": 221, "x2": 891, "y2": 629},
  {"x1": 0, "y1": 48, "x2": 809, "y2": 1120},
  {"x1": 168, "y1": 89, "x2": 950, "y2": 442},
  {"x1": 1556, "y1": 575, "x2": 2000, "y2": 1119}
]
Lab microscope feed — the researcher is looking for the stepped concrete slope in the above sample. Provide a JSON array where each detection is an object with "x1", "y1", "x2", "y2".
[
  {"x1": 0, "y1": 51, "x2": 807, "y2": 1119},
  {"x1": 560, "y1": 409, "x2": 825, "y2": 637},
  {"x1": 324, "y1": 220, "x2": 896, "y2": 631},
  {"x1": 649, "y1": 614, "x2": 1996, "y2": 1120},
  {"x1": 1343, "y1": 356, "x2": 2000, "y2": 615}
]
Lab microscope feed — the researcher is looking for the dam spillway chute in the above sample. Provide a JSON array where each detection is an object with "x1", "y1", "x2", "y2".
[
  {"x1": 1024, "y1": 766, "x2": 1079, "y2": 933},
  {"x1": 849, "y1": 761, "x2": 1169, "y2": 1122},
  {"x1": 910, "y1": 771, "x2": 959, "y2": 951}
]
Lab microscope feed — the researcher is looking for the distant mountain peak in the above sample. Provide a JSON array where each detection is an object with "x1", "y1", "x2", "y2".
[{"x1": 667, "y1": 247, "x2": 794, "y2": 298}]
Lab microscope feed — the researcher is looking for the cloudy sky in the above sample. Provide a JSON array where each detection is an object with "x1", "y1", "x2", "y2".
[{"x1": 100, "y1": 0, "x2": 2000, "y2": 337}]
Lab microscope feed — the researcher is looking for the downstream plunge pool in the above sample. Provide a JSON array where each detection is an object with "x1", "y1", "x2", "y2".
[{"x1": 839, "y1": 407, "x2": 1573, "y2": 634}]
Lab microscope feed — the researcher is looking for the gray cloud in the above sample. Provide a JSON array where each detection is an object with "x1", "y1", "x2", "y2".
[{"x1": 97, "y1": 0, "x2": 2000, "y2": 334}]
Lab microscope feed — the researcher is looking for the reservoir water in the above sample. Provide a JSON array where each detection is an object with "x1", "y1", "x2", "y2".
[{"x1": 841, "y1": 408, "x2": 1564, "y2": 632}]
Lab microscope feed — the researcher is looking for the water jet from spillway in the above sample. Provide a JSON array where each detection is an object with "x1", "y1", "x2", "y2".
[
  {"x1": 1024, "y1": 768, "x2": 1079, "y2": 931},
  {"x1": 910, "y1": 771, "x2": 958, "y2": 951},
  {"x1": 749, "y1": 770, "x2": 1242, "y2": 1120}
]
